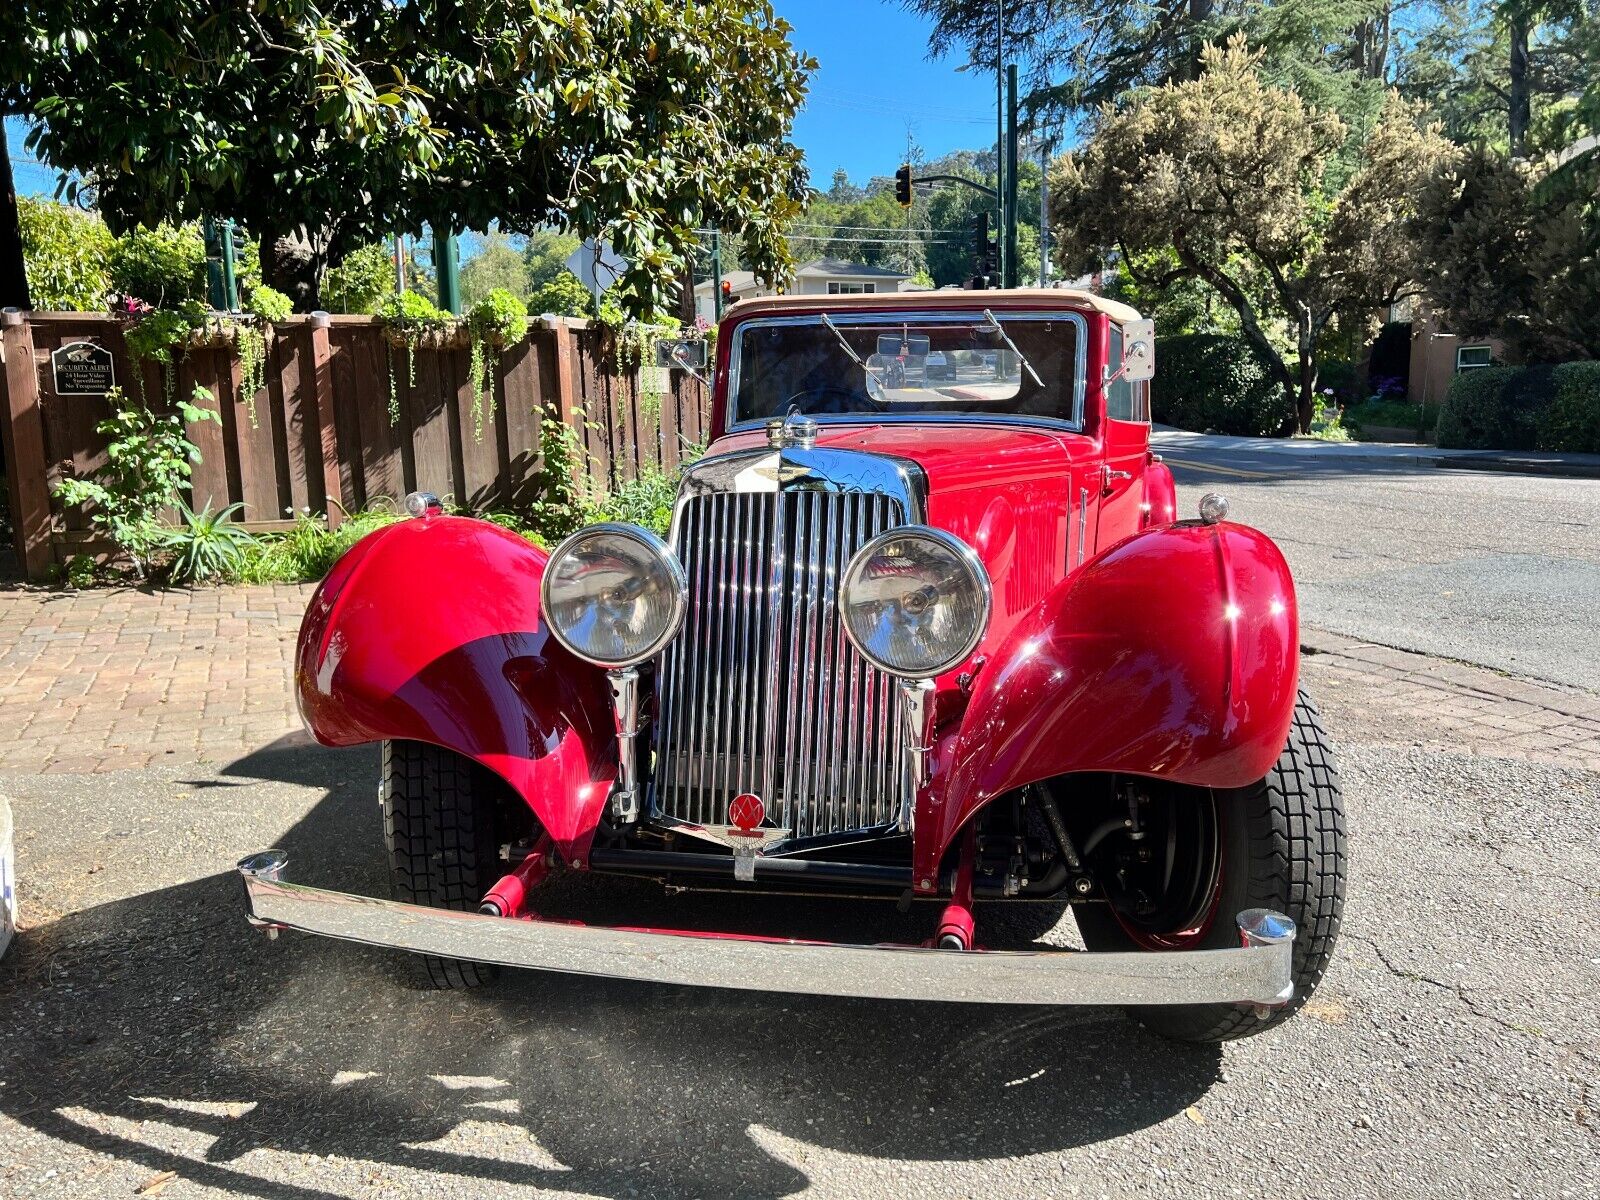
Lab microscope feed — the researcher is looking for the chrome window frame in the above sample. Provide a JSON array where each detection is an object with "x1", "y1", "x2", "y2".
[{"x1": 726, "y1": 309, "x2": 1091, "y2": 435}]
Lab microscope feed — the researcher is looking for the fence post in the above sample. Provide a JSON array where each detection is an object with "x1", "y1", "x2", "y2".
[
  {"x1": 548, "y1": 317, "x2": 587, "y2": 490},
  {"x1": 1, "y1": 310, "x2": 54, "y2": 579},
  {"x1": 307, "y1": 311, "x2": 344, "y2": 529}
]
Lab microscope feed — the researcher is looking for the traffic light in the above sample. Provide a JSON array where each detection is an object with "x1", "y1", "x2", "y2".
[
  {"x1": 967, "y1": 211, "x2": 997, "y2": 289},
  {"x1": 894, "y1": 163, "x2": 913, "y2": 208}
]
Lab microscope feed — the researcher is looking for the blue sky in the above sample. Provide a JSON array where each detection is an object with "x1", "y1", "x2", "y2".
[
  {"x1": 6, "y1": 3, "x2": 998, "y2": 198},
  {"x1": 776, "y1": 0, "x2": 1001, "y2": 184}
]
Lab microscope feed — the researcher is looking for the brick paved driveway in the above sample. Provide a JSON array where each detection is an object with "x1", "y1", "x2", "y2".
[
  {"x1": 2, "y1": 581, "x2": 1597, "y2": 777},
  {"x1": 0, "y1": 584, "x2": 313, "y2": 775}
]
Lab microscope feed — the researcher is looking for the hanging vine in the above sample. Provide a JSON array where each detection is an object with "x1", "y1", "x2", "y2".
[
  {"x1": 464, "y1": 289, "x2": 529, "y2": 442},
  {"x1": 378, "y1": 291, "x2": 452, "y2": 427}
]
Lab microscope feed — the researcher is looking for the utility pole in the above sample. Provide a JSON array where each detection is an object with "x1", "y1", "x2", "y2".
[
  {"x1": 1004, "y1": 64, "x2": 1019, "y2": 289},
  {"x1": 435, "y1": 228, "x2": 461, "y2": 314},
  {"x1": 711, "y1": 231, "x2": 724, "y2": 322},
  {"x1": 1037, "y1": 138, "x2": 1051, "y2": 287},
  {"x1": 994, "y1": 0, "x2": 1006, "y2": 290}
]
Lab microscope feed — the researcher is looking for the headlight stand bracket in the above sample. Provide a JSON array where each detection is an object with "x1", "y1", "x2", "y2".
[
  {"x1": 607, "y1": 667, "x2": 642, "y2": 824},
  {"x1": 897, "y1": 677, "x2": 935, "y2": 838}
]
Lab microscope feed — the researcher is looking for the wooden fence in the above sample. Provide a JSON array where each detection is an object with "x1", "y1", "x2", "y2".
[{"x1": 0, "y1": 311, "x2": 711, "y2": 580}]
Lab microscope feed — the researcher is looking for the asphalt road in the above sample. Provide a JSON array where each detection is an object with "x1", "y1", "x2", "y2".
[
  {"x1": 3, "y1": 699, "x2": 1598, "y2": 1199},
  {"x1": 1154, "y1": 431, "x2": 1600, "y2": 693}
]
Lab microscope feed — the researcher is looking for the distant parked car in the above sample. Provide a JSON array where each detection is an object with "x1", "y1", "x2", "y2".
[
  {"x1": 239, "y1": 288, "x2": 1345, "y2": 1045},
  {"x1": 924, "y1": 350, "x2": 955, "y2": 380}
]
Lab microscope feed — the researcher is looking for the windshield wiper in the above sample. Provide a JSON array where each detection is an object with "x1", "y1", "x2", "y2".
[
  {"x1": 982, "y1": 309, "x2": 1043, "y2": 388},
  {"x1": 820, "y1": 313, "x2": 887, "y2": 402}
]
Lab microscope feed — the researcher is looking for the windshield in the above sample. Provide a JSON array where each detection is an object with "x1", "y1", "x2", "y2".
[{"x1": 729, "y1": 312, "x2": 1083, "y2": 427}]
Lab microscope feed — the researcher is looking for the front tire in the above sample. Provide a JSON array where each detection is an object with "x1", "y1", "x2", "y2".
[
  {"x1": 1076, "y1": 691, "x2": 1347, "y2": 1042},
  {"x1": 382, "y1": 740, "x2": 514, "y2": 989}
]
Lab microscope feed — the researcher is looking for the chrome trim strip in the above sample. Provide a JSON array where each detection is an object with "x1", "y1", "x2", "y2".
[
  {"x1": 726, "y1": 309, "x2": 1091, "y2": 433},
  {"x1": 238, "y1": 859, "x2": 1298, "y2": 1008}
]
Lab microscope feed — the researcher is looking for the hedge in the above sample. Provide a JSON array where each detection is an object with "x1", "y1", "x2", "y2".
[
  {"x1": 1152, "y1": 333, "x2": 1290, "y2": 436},
  {"x1": 1437, "y1": 362, "x2": 1600, "y2": 452}
]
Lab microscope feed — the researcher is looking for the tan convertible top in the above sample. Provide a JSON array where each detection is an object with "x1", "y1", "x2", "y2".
[{"x1": 727, "y1": 287, "x2": 1143, "y2": 324}]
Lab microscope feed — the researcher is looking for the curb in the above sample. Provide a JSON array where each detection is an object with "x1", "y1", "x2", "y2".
[{"x1": 1435, "y1": 455, "x2": 1600, "y2": 481}]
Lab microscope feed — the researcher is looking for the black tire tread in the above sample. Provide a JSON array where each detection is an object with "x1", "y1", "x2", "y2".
[
  {"x1": 1077, "y1": 689, "x2": 1347, "y2": 1042},
  {"x1": 382, "y1": 740, "x2": 501, "y2": 990}
]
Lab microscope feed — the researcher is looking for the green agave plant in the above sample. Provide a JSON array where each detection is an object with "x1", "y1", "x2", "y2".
[{"x1": 161, "y1": 501, "x2": 257, "y2": 583}]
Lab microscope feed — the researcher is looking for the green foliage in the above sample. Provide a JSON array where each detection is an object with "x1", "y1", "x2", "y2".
[
  {"x1": 322, "y1": 243, "x2": 396, "y2": 314},
  {"x1": 1412, "y1": 146, "x2": 1600, "y2": 362},
  {"x1": 1437, "y1": 365, "x2": 1554, "y2": 450},
  {"x1": 250, "y1": 284, "x2": 292, "y2": 324},
  {"x1": 161, "y1": 500, "x2": 256, "y2": 583},
  {"x1": 1537, "y1": 363, "x2": 1600, "y2": 453},
  {"x1": 51, "y1": 385, "x2": 218, "y2": 576},
  {"x1": 232, "y1": 508, "x2": 403, "y2": 584},
  {"x1": 524, "y1": 231, "x2": 583, "y2": 289},
  {"x1": 4, "y1": 0, "x2": 813, "y2": 315},
  {"x1": 1305, "y1": 394, "x2": 1353, "y2": 442},
  {"x1": 18, "y1": 196, "x2": 111, "y2": 310},
  {"x1": 1344, "y1": 397, "x2": 1441, "y2": 439},
  {"x1": 1053, "y1": 39, "x2": 1453, "y2": 433},
  {"x1": 64, "y1": 553, "x2": 98, "y2": 589},
  {"x1": 520, "y1": 418, "x2": 597, "y2": 544},
  {"x1": 460, "y1": 231, "x2": 530, "y2": 308},
  {"x1": 107, "y1": 221, "x2": 205, "y2": 306},
  {"x1": 584, "y1": 464, "x2": 682, "y2": 537},
  {"x1": 464, "y1": 288, "x2": 529, "y2": 441},
  {"x1": 378, "y1": 290, "x2": 452, "y2": 422},
  {"x1": 1152, "y1": 334, "x2": 1291, "y2": 436},
  {"x1": 529, "y1": 273, "x2": 596, "y2": 318}
]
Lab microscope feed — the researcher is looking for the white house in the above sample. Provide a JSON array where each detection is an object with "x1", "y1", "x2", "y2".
[{"x1": 694, "y1": 259, "x2": 913, "y2": 322}]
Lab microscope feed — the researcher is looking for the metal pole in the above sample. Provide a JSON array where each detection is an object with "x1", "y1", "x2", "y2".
[
  {"x1": 1004, "y1": 64, "x2": 1019, "y2": 290},
  {"x1": 1038, "y1": 139, "x2": 1050, "y2": 287},
  {"x1": 435, "y1": 228, "x2": 461, "y2": 314},
  {"x1": 394, "y1": 236, "x2": 408, "y2": 295},
  {"x1": 712, "y1": 231, "x2": 724, "y2": 322},
  {"x1": 995, "y1": 0, "x2": 1005, "y2": 290},
  {"x1": 203, "y1": 219, "x2": 226, "y2": 309},
  {"x1": 220, "y1": 219, "x2": 239, "y2": 311}
]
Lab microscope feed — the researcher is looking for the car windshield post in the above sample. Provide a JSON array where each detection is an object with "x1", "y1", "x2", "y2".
[{"x1": 982, "y1": 309, "x2": 1043, "y2": 388}]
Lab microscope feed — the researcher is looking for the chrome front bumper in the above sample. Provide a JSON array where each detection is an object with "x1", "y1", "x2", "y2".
[{"x1": 237, "y1": 850, "x2": 1297, "y2": 1008}]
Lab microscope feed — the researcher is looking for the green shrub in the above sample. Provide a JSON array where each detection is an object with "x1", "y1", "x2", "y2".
[
  {"x1": 108, "y1": 222, "x2": 206, "y2": 307},
  {"x1": 18, "y1": 197, "x2": 112, "y2": 310},
  {"x1": 1536, "y1": 362, "x2": 1600, "y2": 453},
  {"x1": 233, "y1": 508, "x2": 403, "y2": 583},
  {"x1": 322, "y1": 242, "x2": 396, "y2": 314},
  {"x1": 1152, "y1": 334, "x2": 1290, "y2": 436},
  {"x1": 1344, "y1": 397, "x2": 1440, "y2": 439},
  {"x1": 162, "y1": 501, "x2": 256, "y2": 583},
  {"x1": 52, "y1": 385, "x2": 219, "y2": 577},
  {"x1": 1437, "y1": 366, "x2": 1552, "y2": 450}
]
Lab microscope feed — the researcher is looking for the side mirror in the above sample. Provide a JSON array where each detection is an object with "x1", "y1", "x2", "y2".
[{"x1": 1119, "y1": 319, "x2": 1155, "y2": 382}]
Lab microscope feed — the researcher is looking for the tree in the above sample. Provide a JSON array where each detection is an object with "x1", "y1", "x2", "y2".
[
  {"x1": 0, "y1": 0, "x2": 813, "y2": 311},
  {"x1": 321, "y1": 242, "x2": 396, "y2": 314},
  {"x1": 524, "y1": 231, "x2": 584, "y2": 291},
  {"x1": 459, "y1": 230, "x2": 530, "y2": 308},
  {"x1": 17, "y1": 196, "x2": 111, "y2": 309},
  {"x1": 1051, "y1": 39, "x2": 1453, "y2": 431},
  {"x1": 1412, "y1": 145, "x2": 1600, "y2": 361}
]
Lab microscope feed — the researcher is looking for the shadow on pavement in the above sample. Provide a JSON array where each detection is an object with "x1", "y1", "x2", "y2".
[{"x1": 1, "y1": 738, "x2": 1219, "y2": 1199}]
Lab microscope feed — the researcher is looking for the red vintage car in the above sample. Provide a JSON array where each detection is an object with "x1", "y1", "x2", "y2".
[{"x1": 238, "y1": 289, "x2": 1346, "y2": 1043}]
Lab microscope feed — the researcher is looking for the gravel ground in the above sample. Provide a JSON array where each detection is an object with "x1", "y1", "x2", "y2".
[{"x1": 2, "y1": 670, "x2": 1597, "y2": 1199}]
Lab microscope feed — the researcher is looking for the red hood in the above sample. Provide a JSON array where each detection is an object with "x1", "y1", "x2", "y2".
[
  {"x1": 707, "y1": 423, "x2": 1096, "y2": 653},
  {"x1": 708, "y1": 422, "x2": 1084, "y2": 493}
]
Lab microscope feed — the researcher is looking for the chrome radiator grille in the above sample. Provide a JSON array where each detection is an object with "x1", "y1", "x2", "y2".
[{"x1": 652, "y1": 490, "x2": 911, "y2": 841}]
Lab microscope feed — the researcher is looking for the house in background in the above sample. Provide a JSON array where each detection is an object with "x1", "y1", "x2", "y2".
[
  {"x1": 1407, "y1": 307, "x2": 1503, "y2": 409},
  {"x1": 694, "y1": 259, "x2": 912, "y2": 322}
]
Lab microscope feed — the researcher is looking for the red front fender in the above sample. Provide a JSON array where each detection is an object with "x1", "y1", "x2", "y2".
[
  {"x1": 916, "y1": 520, "x2": 1299, "y2": 884},
  {"x1": 296, "y1": 516, "x2": 616, "y2": 866}
]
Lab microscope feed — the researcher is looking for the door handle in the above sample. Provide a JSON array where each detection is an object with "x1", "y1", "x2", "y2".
[{"x1": 1100, "y1": 465, "x2": 1132, "y2": 495}]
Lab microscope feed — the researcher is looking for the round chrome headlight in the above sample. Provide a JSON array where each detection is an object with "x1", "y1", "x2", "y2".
[
  {"x1": 840, "y1": 526, "x2": 991, "y2": 679},
  {"x1": 541, "y1": 523, "x2": 688, "y2": 668}
]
